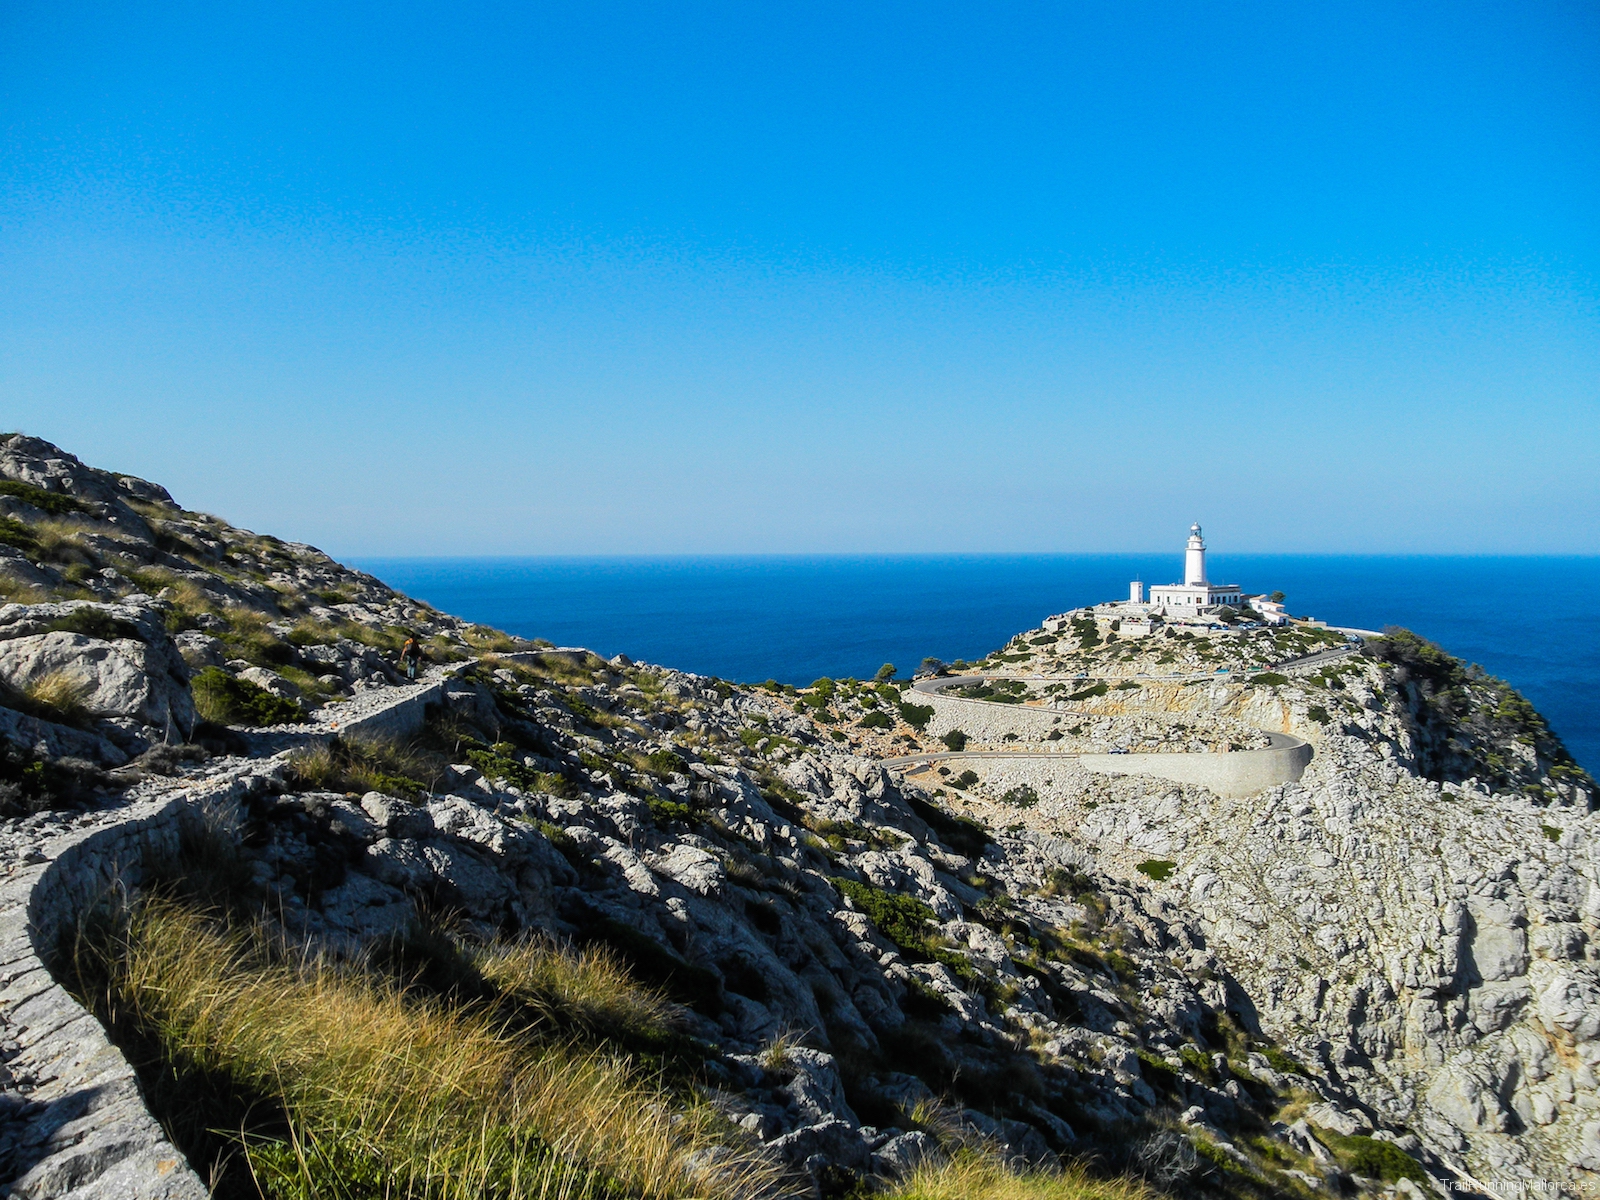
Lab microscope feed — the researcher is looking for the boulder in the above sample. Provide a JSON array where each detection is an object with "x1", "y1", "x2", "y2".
[
  {"x1": 174, "y1": 631, "x2": 226, "y2": 670},
  {"x1": 0, "y1": 630, "x2": 193, "y2": 730},
  {"x1": 872, "y1": 1131, "x2": 941, "y2": 1178},
  {"x1": 238, "y1": 666, "x2": 300, "y2": 699}
]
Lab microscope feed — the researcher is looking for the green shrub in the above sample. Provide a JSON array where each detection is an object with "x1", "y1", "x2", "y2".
[
  {"x1": 191, "y1": 668, "x2": 302, "y2": 727},
  {"x1": 1250, "y1": 672, "x2": 1289, "y2": 686},
  {"x1": 648, "y1": 798, "x2": 695, "y2": 825},
  {"x1": 941, "y1": 730, "x2": 968, "y2": 752},
  {"x1": 1135, "y1": 859, "x2": 1176, "y2": 882},
  {"x1": 0, "y1": 480, "x2": 88, "y2": 516},
  {"x1": 1307, "y1": 704, "x2": 1331, "y2": 724},
  {"x1": 898, "y1": 702, "x2": 935, "y2": 731},
  {"x1": 875, "y1": 663, "x2": 897, "y2": 681},
  {"x1": 1313, "y1": 1128, "x2": 1428, "y2": 1185},
  {"x1": 859, "y1": 711, "x2": 892, "y2": 729},
  {"x1": 1541, "y1": 823, "x2": 1562, "y2": 843},
  {"x1": 952, "y1": 770, "x2": 979, "y2": 789},
  {"x1": 1000, "y1": 785, "x2": 1038, "y2": 808},
  {"x1": 833, "y1": 877, "x2": 935, "y2": 947},
  {"x1": 0, "y1": 516, "x2": 39, "y2": 556},
  {"x1": 44, "y1": 609, "x2": 141, "y2": 641},
  {"x1": 1256, "y1": 1043, "x2": 1306, "y2": 1075},
  {"x1": 1067, "y1": 682, "x2": 1109, "y2": 702},
  {"x1": 645, "y1": 749, "x2": 688, "y2": 776}
]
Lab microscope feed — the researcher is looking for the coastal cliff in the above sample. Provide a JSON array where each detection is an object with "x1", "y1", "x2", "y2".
[{"x1": 0, "y1": 433, "x2": 1594, "y2": 1200}]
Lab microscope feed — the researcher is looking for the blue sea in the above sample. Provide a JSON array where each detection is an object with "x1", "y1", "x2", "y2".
[{"x1": 352, "y1": 555, "x2": 1600, "y2": 775}]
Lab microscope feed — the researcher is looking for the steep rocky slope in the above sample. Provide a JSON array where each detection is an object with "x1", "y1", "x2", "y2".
[{"x1": 0, "y1": 433, "x2": 1593, "y2": 1200}]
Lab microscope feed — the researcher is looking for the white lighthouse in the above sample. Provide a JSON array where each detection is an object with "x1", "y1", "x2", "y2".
[
  {"x1": 1148, "y1": 523, "x2": 1243, "y2": 612},
  {"x1": 1184, "y1": 522, "x2": 1207, "y2": 586}
]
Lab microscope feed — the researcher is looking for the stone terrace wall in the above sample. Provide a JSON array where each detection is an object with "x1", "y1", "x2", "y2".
[{"x1": 0, "y1": 760, "x2": 277, "y2": 1199}]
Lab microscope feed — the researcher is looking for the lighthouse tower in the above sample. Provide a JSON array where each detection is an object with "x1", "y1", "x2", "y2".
[
  {"x1": 1147, "y1": 523, "x2": 1243, "y2": 612},
  {"x1": 1184, "y1": 523, "x2": 1207, "y2": 586}
]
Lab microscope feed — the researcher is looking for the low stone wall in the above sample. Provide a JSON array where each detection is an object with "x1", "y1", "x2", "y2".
[
  {"x1": 1077, "y1": 734, "x2": 1313, "y2": 799},
  {"x1": 312, "y1": 675, "x2": 450, "y2": 743},
  {"x1": 906, "y1": 680, "x2": 1312, "y2": 799},
  {"x1": 0, "y1": 761, "x2": 276, "y2": 1198}
]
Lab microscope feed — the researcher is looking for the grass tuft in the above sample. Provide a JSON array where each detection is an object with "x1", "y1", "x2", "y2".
[
  {"x1": 285, "y1": 735, "x2": 438, "y2": 797},
  {"x1": 64, "y1": 896, "x2": 783, "y2": 1200},
  {"x1": 20, "y1": 670, "x2": 93, "y2": 725},
  {"x1": 887, "y1": 1151, "x2": 1158, "y2": 1200}
]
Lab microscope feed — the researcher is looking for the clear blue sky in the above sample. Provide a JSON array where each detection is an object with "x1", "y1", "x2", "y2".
[{"x1": 3, "y1": 2, "x2": 1596, "y2": 556}]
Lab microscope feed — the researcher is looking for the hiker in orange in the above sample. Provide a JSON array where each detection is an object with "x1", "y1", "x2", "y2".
[{"x1": 399, "y1": 635, "x2": 421, "y2": 682}]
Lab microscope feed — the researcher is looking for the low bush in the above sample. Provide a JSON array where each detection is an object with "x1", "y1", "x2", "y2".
[
  {"x1": 1000, "y1": 785, "x2": 1039, "y2": 809},
  {"x1": 44, "y1": 608, "x2": 142, "y2": 641},
  {"x1": 858, "y1": 710, "x2": 892, "y2": 729},
  {"x1": 0, "y1": 515, "x2": 39, "y2": 556},
  {"x1": 1134, "y1": 859, "x2": 1176, "y2": 882},
  {"x1": 644, "y1": 748, "x2": 688, "y2": 777},
  {"x1": 941, "y1": 729, "x2": 968, "y2": 752},
  {"x1": 0, "y1": 479, "x2": 89, "y2": 516},
  {"x1": 191, "y1": 667, "x2": 302, "y2": 727},
  {"x1": 952, "y1": 769, "x2": 979, "y2": 789},
  {"x1": 905, "y1": 793, "x2": 990, "y2": 857},
  {"x1": 898, "y1": 702, "x2": 935, "y2": 731},
  {"x1": 1312, "y1": 1127, "x2": 1428, "y2": 1185}
]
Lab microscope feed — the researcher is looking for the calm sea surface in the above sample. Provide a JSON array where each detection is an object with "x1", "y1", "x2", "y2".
[{"x1": 352, "y1": 555, "x2": 1600, "y2": 774}]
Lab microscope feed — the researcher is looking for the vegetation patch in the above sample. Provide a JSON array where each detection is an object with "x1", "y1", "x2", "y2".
[
  {"x1": 898, "y1": 702, "x2": 935, "y2": 731},
  {"x1": 1312, "y1": 1127, "x2": 1428, "y2": 1185},
  {"x1": 0, "y1": 480, "x2": 90, "y2": 516},
  {"x1": 63, "y1": 894, "x2": 769, "y2": 1200},
  {"x1": 887, "y1": 1151, "x2": 1156, "y2": 1200},
  {"x1": 286, "y1": 735, "x2": 436, "y2": 798},
  {"x1": 1134, "y1": 859, "x2": 1176, "y2": 882},
  {"x1": 0, "y1": 515, "x2": 39, "y2": 557},
  {"x1": 831, "y1": 877, "x2": 984, "y2": 993},
  {"x1": 191, "y1": 667, "x2": 303, "y2": 727},
  {"x1": 44, "y1": 608, "x2": 142, "y2": 641},
  {"x1": 906, "y1": 793, "x2": 991, "y2": 858}
]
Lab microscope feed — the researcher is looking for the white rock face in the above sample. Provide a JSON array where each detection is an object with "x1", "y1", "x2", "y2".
[
  {"x1": 0, "y1": 630, "x2": 194, "y2": 729},
  {"x1": 973, "y1": 729, "x2": 1600, "y2": 1191}
]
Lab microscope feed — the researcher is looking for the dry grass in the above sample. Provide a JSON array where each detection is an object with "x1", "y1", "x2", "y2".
[
  {"x1": 32, "y1": 517, "x2": 97, "y2": 563},
  {"x1": 887, "y1": 1153, "x2": 1160, "y2": 1200},
  {"x1": 286, "y1": 734, "x2": 442, "y2": 797},
  {"x1": 70, "y1": 897, "x2": 785, "y2": 1200},
  {"x1": 465, "y1": 625, "x2": 524, "y2": 654},
  {"x1": 0, "y1": 577, "x2": 51, "y2": 604},
  {"x1": 476, "y1": 937, "x2": 679, "y2": 1045},
  {"x1": 22, "y1": 669, "x2": 92, "y2": 724}
]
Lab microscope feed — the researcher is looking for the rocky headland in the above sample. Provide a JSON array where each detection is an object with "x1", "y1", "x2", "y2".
[{"x1": 0, "y1": 433, "x2": 1593, "y2": 1200}]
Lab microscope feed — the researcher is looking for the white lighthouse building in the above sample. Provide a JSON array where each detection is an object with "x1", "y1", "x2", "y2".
[{"x1": 1147, "y1": 524, "x2": 1244, "y2": 612}]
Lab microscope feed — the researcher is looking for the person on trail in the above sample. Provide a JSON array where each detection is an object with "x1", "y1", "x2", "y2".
[{"x1": 399, "y1": 636, "x2": 420, "y2": 682}]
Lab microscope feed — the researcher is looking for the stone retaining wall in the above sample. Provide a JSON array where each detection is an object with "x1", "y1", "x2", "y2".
[
  {"x1": 910, "y1": 681, "x2": 1312, "y2": 799},
  {"x1": 1077, "y1": 735, "x2": 1313, "y2": 799},
  {"x1": 0, "y1": 761, "x2": 276, "y2": 1198}
]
